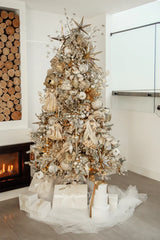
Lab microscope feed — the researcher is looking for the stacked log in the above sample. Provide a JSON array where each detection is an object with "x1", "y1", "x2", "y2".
[{"x1": 0, "y1": 10, "x2": 21, "y2": 121}]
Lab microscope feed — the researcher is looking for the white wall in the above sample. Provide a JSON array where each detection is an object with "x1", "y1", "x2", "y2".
[
  {"x1": 26, "y1": 9, "x2": 64, "y2": 129},
  {"x1": 87, "y1": 14, "x2": 107, "y2": 104},
  {"x1": 109, "y1": 1, "x2": 160, "y2": 181}
]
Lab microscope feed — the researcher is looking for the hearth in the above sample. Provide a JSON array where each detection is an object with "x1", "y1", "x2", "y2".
[{"x1": 0, "y1": 142, "x2": 32, "y2": 192}]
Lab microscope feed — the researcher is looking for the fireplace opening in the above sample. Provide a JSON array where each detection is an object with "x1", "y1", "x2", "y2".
[
  {"x1": 0, "y1": 143, "x2": 31, "y2": 192},
  {"x1": 0, "y1": 152, "x2": 20, "y2": 179}
]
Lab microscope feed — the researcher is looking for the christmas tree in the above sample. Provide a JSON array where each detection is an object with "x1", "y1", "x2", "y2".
[{"x1": 29, "y1": 16, "x2": 124, "y2": 184}]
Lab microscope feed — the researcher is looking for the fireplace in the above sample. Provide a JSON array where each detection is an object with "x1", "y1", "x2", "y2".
[{"x1": 0, "y1": 142, "x2": 32, "y2": 192}]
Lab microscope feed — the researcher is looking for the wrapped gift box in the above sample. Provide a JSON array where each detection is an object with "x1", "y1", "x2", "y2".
[
  {"x1": 52, "y1": 184, "x2": 88, "y2": 209},
  {"x1": 29, "y1": 173, "x2": 54, "y2": 201},
  {"x1": 28, "y1": 199, "x2": 51, "y2": 219},
  {"x1": 19, "y1": 192, "x2": 38, "y2": 212},
  {"x1": 109, "y1": 194, "x2": 118, "y2": 210},
  {"x1": 93, "y1": 184, "x2": 109, "y2": 208},
  {"x1": 92, "y1": 205, "x2": 110, "y2": 220}
]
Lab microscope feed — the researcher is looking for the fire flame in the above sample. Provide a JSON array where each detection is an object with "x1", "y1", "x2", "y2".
[{"x1": 0, "y1": 164, "x2": 14, "y2": 175}]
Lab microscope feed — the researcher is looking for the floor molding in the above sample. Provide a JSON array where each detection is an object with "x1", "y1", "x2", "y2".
[{"x1": 127, "y1": 162, "x2": 160, "y2": 181}]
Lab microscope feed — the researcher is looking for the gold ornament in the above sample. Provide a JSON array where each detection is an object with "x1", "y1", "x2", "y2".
[
  {"x1": 85, "y1": 88, "x2": 100, "y2": 101},
  {"x1": 44, "y1": 74, "x2": 57, "y2": 88},
  {"x1": 83, "y1": 119, "x2": 98, "y2": 148},
  {"x1": 48, "y1": 123, "x2": 63, "y2": 141},
  {"x1": 42, "y1": 89, "x2": 57, "y2": 112}
]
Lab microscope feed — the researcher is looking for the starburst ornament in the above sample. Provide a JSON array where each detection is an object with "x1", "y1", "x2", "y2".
[{"x1": 72, "y1": 17, "x2": 91, "y2": 35}]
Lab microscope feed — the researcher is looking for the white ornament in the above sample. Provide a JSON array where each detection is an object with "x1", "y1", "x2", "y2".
[
  {"x1": 48, "y1": 164, "x2": 58, "y2": 174},
  {"x1": 112, "y1": 148, "x2": 120, "y2": 156},
  {"x1": 69, "y1": 75, "x2": 74, "y2": 80},
  {"x1": 105, "y1": 141, "x2": 111, "y2": 150},
  {"x1": 64, "y1": 47, "x2": 71, "y2": 55},
  {"x1": 36, "y1": 171, "x2": 44, "y2": 179},
  {"x1": 79, "y1": 64, "x2": 88, "y2": 74},
  {"x1": 48, "y1": 118, "x2": 54, "y2": 126},
  {"x1": 91, "y1": 99, "x2": 103, "y2": 110},
  {"x1": 61, "y1": 162, "x2": 70, "y2": 170},
  {"x1": 81, "y1": 114, "x2": 86, "y2": 118},
  {"x1": 73, "y1": 68, "x2": 80, "y2": 74},
  {"x1": 111, "y1": 139, "x2": 118, "y2": 146},
  {"x1": 61, "y1": 80, "x2": 71, "y2": 90},
  {"x1": 78, "y1": 92, "x2": 86, "y2": 100},
  {"x1": 79, "y1": 80, "x2": 90, "y2": 90}
]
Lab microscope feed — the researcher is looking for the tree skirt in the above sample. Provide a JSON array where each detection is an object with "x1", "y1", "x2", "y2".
[{"x1": 28, "y1": 185, "x2": 147, "y2": 234}]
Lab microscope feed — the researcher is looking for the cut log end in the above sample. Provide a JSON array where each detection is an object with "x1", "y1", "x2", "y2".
[{"x1": 11, "y1": 111, "x2": 21, "y2": 120}]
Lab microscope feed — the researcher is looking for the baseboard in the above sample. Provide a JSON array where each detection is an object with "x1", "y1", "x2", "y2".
[
  {"x1": 127, "y1": 162, "x2": 160, "y2": 181},
  {"x1": 0, "y1": 187, "x2": 28, "y2": 202}
]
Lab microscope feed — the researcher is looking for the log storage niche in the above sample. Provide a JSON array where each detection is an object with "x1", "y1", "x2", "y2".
[{"x1": 0, "y1": 10, "x2": 21, "y2": 122}]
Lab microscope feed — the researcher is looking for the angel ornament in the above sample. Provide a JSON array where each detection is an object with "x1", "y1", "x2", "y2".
[
  {"x1": 83, "y1": 118, "x2": 98, "y2": 149},
  {"x1": 56, "y1": 141, "x2": 73, "y2": 162},
  {"x1": 42, "y1": 89, "x2": 57, "y2": 112},
  {"x1": 48, "y1": 123, "x2": 63, "y2": 141}
]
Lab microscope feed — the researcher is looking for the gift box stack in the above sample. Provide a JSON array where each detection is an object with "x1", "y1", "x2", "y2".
[{"x1": 19, "y1": 173, "x2": 118, "y2": 220}]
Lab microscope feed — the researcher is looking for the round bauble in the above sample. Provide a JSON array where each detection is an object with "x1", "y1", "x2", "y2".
[
  {"x1": 112, "y1": 148, "x2": 120, "y2": 156},
  {"x1": 61, "y1": 80, "x2": 71, "y2": 90},
  {"x1": 48, "y1": 164, "x2": 58, "y2": 174},
  {"x1": 79, "y1": 80, "x2": 90, "y2": 90},
  {"x1": 48, "y1": 118, "x2": 54, "y2": 125},
  {"x1": 78, "y1": 91, "x2": 86, "y2": 100},
  {"x1": 44, "y1": 74, "x2": 56, "y2": 88},
  {"x1": 79, "y1": 64, "x2": 88, "y2": 74},
  {"x1": 91, "y1": 99, "x2": 103, "y2": 110}
]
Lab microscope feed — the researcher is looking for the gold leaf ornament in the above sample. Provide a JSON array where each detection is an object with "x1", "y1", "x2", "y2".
[{"x1": 42, "y1": 89, "x2": 57, "y2": 112}]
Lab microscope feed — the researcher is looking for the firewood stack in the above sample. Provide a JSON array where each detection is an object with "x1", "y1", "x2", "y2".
[{"x1": 0, "y1": 10, "x2": 21, "y2": 122}]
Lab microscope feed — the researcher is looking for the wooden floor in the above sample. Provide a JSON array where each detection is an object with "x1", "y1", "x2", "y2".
[{"x1": 0, "y1": 171, "x2": 160, "y2": 240}]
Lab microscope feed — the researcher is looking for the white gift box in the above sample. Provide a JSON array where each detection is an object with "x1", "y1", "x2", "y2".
[
  {"x1": 29, "y1": 173, "x2": 54, "y2": 201},
  {"x1": 93, "y1": 184, "x2": 108, "y2": 208},
  {"x1": 92, "y1": 205, "x2": 110, "y2": 220},
  {"x1": 28, "y1": 199, "x2": 51, "y2": 219},
  {"x1": 19, "y1": 192, "x2": 38, "y2": 212},
  {"x1": 91, "y1": 183, "x2": 109, "y2": 219},
  {"x1": 109, "y1": 194, "x2": 118, "y2": 210},
  {"x1": 52, "y1": 184, "x2": 88, "y2": 209}
]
